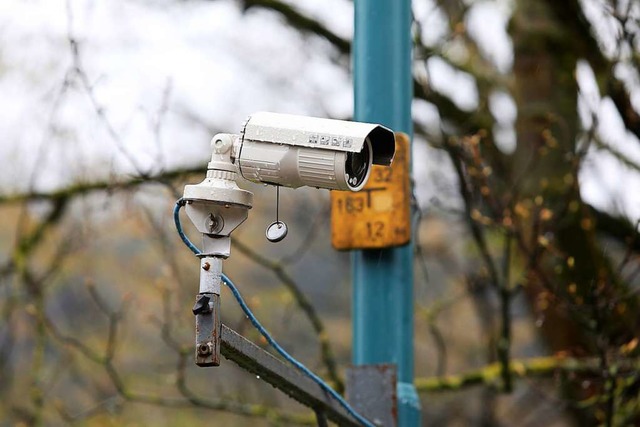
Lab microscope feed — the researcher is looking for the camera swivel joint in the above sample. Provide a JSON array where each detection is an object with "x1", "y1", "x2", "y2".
[{"x1": 181, "y1": 134, "x2": 253, "y2": 366}]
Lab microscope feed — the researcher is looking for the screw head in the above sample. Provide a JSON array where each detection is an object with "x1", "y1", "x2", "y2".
[
  {"x1": 197, "y1": 343, "x2": 212, "y2": 357},
  {"x1": 205, "y1": 213, "x2": 224, "y2": 234},
  {"x1": 211, "y1": 135, "x2": 232, "y2": 154}
]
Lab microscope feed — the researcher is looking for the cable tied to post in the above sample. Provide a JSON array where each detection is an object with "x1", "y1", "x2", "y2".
[{"x1": 173, "y1": 199, "x2": 375, "y2": 427}]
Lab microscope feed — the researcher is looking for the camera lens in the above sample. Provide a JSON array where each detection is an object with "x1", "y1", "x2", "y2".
[{"x1": 345, "y1": 138, "x2": 372, "y2": 189}]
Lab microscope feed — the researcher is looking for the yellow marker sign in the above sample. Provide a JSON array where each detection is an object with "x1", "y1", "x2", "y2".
[{"x1": 331, "y1": 133, "x2": 411, "y2": 250}]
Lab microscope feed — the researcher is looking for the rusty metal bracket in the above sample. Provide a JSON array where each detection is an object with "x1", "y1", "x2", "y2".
[
  {"x1": 346, "y1": 364, "x2": 397, "y2": 426},
  {"x1": 194, "y1": 293, "x2": 220, "y2": 366},
  {"x1": 220, "y1": 324, "x2": 362, "y2": 427}
]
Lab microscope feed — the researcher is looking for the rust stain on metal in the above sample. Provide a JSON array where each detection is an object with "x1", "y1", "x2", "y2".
[
  {"x1": 211, "y1": 304, "x2": 221, "y2": 365},
  {"x1": 195, "y1": 294, "x2": 221, "y2": 367},
  {"x1": 380, "y1": 365, "x2": 398, "y2": 422},
  {"x1": 346, "y1": 363, "x2": 397, "y2": 426}
]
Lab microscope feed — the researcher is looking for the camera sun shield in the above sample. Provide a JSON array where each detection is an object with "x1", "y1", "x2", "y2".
[{"x1": 234, "y1": 112, "x2": 395, "y2": 191}]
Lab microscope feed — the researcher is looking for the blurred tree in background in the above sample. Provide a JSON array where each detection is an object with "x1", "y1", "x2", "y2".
[{"x1": 1, "y1": 0, "x2": 639, "y2": 426}]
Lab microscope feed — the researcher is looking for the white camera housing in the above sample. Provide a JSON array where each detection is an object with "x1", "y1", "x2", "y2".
[{"x1": 233, "y1": 112, "x2": 395, "y2": 191}]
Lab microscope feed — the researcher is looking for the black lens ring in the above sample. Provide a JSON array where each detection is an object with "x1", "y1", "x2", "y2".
[{"x1": 345, "y1": 138, "x2": 372, "y2": 189}]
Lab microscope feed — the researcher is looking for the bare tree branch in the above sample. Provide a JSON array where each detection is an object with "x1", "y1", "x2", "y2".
[{"x1": 231, "y1": 237, "x2": 344, "y2": 394}]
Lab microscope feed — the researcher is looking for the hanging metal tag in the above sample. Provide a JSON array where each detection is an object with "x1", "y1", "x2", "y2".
[
  {"x1": 265, "y1": 186, "x2": 288, "y2": 242},
  {"x1": 266, "y1": 221, "x2": 288, "y2": 242}
]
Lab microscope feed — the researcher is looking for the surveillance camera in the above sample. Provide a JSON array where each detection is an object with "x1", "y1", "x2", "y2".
[{"x1": 232, "y1": 112, "x2": 395, "y2": 191}]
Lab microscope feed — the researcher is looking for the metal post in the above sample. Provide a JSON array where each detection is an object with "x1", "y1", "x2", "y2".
[
  {"x1": 352, "y1": 0, "x2": 421, "y2": 425},
  {"x1": 193, "y1": 256, "x2": 222, "y2": 366}
]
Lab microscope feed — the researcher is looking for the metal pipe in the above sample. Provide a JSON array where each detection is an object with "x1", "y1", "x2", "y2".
[
  {"x1": 194, "y1": 256, "x2": 222, "y2": 366},
  {"x1": 352, "y1": 0, "x2": 421, "y2": 425}
]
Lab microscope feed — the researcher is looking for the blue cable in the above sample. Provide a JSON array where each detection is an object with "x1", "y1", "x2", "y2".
[
  {"x1": 173, "y1": 199, "x2": 374, "y2": 427},
  {"x1": 173, "y1": 199, "x2": 201, "y2": 255}
]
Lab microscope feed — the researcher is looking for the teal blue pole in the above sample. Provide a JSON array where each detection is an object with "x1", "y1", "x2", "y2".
[{"x1": 352, "y1": 0, "x2": 420, "y2": 425}]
